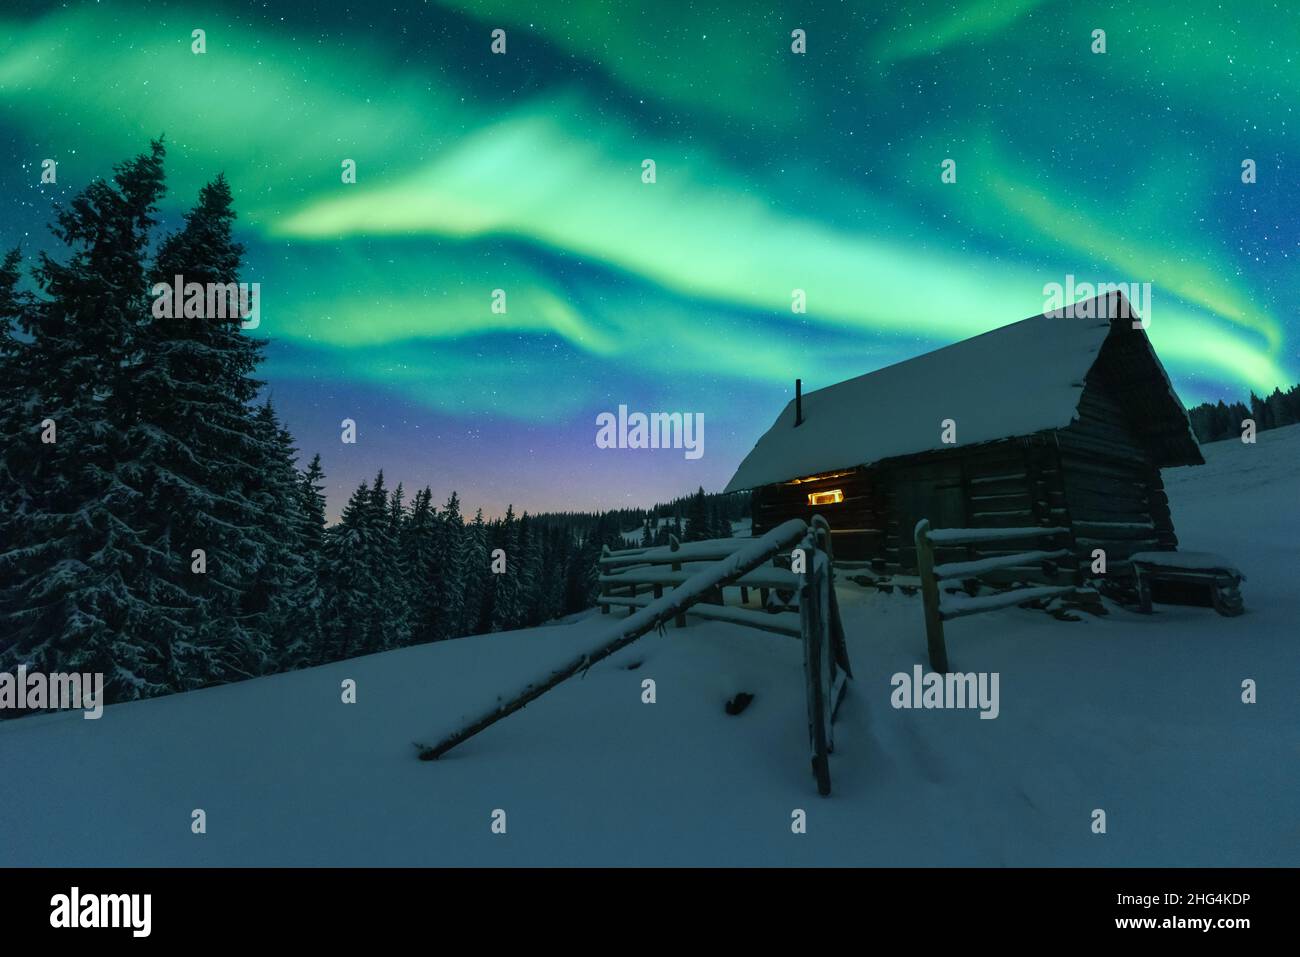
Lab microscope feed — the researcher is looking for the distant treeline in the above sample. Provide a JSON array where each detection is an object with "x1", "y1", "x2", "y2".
[
  {"x1": 533, "y1": 488, "x2": 750, "y2": 547},
  {"x1": 1187, "y1": 384, "x2": 1300, "y2": 443},
  {"x1": 0, "y1": 141, "x2": 752, "y2": 709},
  {"x1": 316, "y1": 481, "x2": 748, "y2": 670}
]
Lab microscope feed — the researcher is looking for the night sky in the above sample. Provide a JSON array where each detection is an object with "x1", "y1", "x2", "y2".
[{"x1": 2, "y1": 1, "x2": 1295, "y2": 520}]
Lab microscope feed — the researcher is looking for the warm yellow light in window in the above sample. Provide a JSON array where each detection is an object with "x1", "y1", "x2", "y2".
[{"x1": 808, "y1": 489, "x2": 843, "y2": 506}]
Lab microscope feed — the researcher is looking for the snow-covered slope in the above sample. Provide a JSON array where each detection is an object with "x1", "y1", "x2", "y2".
[{"x1": 2, "y1": 427, "x2": 1297, "y2": 866}]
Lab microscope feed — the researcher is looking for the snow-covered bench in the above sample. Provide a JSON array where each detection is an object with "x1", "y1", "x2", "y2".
[{"x1": 1129, "y1": 551, "x2": 1245, "y2": 617}]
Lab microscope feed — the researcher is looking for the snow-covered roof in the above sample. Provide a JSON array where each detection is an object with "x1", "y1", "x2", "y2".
[{"x1": 725, "y1": 293, "x2": 1196, "y2": 492}]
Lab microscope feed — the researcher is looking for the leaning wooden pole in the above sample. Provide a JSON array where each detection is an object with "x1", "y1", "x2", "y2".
[{"x1": 417, "y1": 518, "x2": 811, "y2": 761}]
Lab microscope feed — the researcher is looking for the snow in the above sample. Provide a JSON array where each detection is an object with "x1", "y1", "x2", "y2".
[
  {"x1": 583, "y1": 519, "x2": 806, "y2": 656},
  {"x1": 601, "y1": 592, "x2": 802, "y2": 638},
  {"x1": 933, "y1": 549, "x2": 1072, "y2": 581},
  {"x1": 939, "y1": 585, "x2": 1080, "y2": 619},
  {"x1": 601, "y1": 563, "x2": 800, "y2": 590},
  {"x1": 1129, "y1": 551, "x2": 1242, "y2": 577},
  {"x1": 724, "y1": 302, "x2": 1194, "y2": 492},
  {"x1": 427, "y1": 520, "x2": 811, "y2": 759},
  {"x1": 1, "y1": 427, "x2": 1297, "y2": 866},
  {"x1": 603, "y1": 537, "x2": 748, "y2": 566}
]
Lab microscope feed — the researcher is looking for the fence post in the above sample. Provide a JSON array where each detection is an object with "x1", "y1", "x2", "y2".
[
  {"x1": 799, "y1": 532, "x2": 832, "y2": 796},
  {"x1": 669, "y1": 534, "x2": 686, "y2": 628},
  {"x1": 914, "y1": 519, "x2": 949, "y2": 672},
  {"x1": 811, "y1": 514, "x2": 834, "y2": 565},
  {"x1": 600, "y1": 544, "x2": 612, "y2": 614}
]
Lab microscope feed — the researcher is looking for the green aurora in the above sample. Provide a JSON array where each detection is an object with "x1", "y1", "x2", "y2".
[{"x1": 1, "y1": 0, "x2": 1295, "y2": 513}]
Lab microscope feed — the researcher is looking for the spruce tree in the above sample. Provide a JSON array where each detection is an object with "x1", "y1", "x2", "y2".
[
  {"x1": 459, "y1": 509, "x2": 490, "y2": 636},
  {"x1": 0, "y1": 143, "x2": 169, "y2": 699},
  {"x1": 435, "y1": 491, "x2": 467, "y2": 639},
  {"x1": 488, "y1": 505, "x2": 522, "y2": 632},
  {"x1": 516, "y1": 513, "x2": 543, "y2": 628},
  {"x1": 240, "y1": 402, "x2": 318, "y2": 673},
  {"x1": 129, "y1": 169, "x2": 280, "y2": 689},
  {"x1": 402, "y1": 487, "x2": 441, "y2": 645},
  {"x1": 0, "y1": 246, "x2": 32, "y2": 548},
  {"x1": 685, "y1": 487, "x2": 709, "y2": 542},
  {"x1": 320, "y1": 480, "x2": 380, "y2": 661},
  {"x1": 365, "y1": 471, "x2": 411, "y2": 651},
  {"x1": 297, "y1": 454, "x2": 329, "y2": 661}
]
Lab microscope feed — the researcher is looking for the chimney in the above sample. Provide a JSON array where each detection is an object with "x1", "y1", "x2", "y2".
[{"x1": 795, "y1": 378, "x2": 803, "y2": 427}]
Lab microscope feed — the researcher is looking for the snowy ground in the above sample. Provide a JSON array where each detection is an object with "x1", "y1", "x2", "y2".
[{"x1": 1, "y1": 428, "x2": 1297, "y2": 866}]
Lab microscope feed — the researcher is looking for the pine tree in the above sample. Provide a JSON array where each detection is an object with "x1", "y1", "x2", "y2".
[
  {"x1": 1267, "y1": 387, "x2": 1295, "y2": 427},
  {"x1": 460, "y1": 509, "x2": 490, "y2": 636},
  {"x1": 296, "y1": 454, "x2": 329, "y2": 662},
  {"x1": 516, "y1": 513, "x2": 544, "y2": 628},
  {"x1": 402, "y1": 487, "x2": 441, "y2": 645},
  {"x1": 489, "y1": 505, "x2": 522, "y2": 632},
  {"x1": 128, "y1": 170, "x2": 279, "y2": 689},
  {"x1": 321, "y1": 482, "x2": 369, "y2": 661},
  {"x1": 300, "y1": 455, "x2": 328, "y2": 557},
  {"x1": 435, "y1": 492, "x2": 466, "y2": 640},
  {"x1": 388, "y1": 483, "x2": 406, "y2": 534},
  {"x1": 240, "y1": 402, "x2": 319, "y2": 673},
  {"x1": 712, "y1": 501, "x2": 733, "y2": 539},
  {"x1": 0, "y1": 247, "x2": 32, "y2": 552},
  {"x1": 0, "y1": 247, "x2": 35, "y2": 674},
  {"x1": 685, "y1": 486, "x2": 709, "y2": 542},
  {"x1": 0, "y1": 142, "x2": 170, "y2": 700},
  {"x1": 537, "y1": 525, "x2": 567, "y2": 623},
  {"x1": 365, "y1": 471, "x2": 411, "y2": 651}
]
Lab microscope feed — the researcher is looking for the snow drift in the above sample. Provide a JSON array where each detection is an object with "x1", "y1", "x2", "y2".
[{"x1": 1, "y1": 426, "x2": 1297, "y2": 866}]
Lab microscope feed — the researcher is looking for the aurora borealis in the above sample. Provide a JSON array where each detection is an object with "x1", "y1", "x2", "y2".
[{"x1": 2, "y1": 1, "x2": 1295, "y2": 518}]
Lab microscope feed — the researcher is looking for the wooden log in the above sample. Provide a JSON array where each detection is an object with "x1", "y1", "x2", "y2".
[
  {"x1": 599, "y1": 565, "x2": 799, "y2": 590},
  {"x1": 417, "y1": 519, "x2": 811, "y2": 761},
  {"x1": 799, "y1": 539, "x2": 832, "y2": 797},
  {"x1": 598, "y1": 595, "x2": 802, "y2": 637},
  {"x1": 913, "y1": 519, "x2": 949, "y2": 672},
  {"x1": 670, "y1": 534, "x2": 685, "y2": 628},
  {"x1": 939, "y1": 585, "x2": 1082, "y2": 620},
  {"x1": 600, "y1": 544, "x2": 612, "y2": 614},
  {"x1": 599, "y1": 538, "x2": 749, "y2": 568},
  {"x1": 811, "y1": 514, "x2": 834, "y2": 564}
]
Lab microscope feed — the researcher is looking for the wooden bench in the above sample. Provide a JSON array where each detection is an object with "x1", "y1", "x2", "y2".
[{"x1": 1129, "y1": 551, "x2": 1245, "y2": 617}]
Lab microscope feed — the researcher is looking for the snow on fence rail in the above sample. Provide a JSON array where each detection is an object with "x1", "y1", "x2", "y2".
[
  {"x1": 419, "y1": 517, "x2": 853, "y2": 796},
  {"x1": 598, "y1": 532, "x2": 801, "y2": 631},
  {"x1": 914, "y1": 519, "x2": 1092, "y2": 671}
]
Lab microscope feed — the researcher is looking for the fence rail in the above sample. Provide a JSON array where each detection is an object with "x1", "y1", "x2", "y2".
[
  {"x1": 421, "y1": 518, "x2": 852, "y2": 796},
  {"x1": 915, "y1": 519, "x2": 1092, "y2": 671},
  {"x1": 599, "y1": 531, "x2": 805, "y2": 630}
]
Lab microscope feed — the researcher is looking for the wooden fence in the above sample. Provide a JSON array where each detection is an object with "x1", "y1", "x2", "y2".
[
  {"x1": 914, "y1": 519, "x2": 1094, "y2": 671},
  {"x1": 421, "y1": 517, "x2": 852, "y2": 796},
  {"x1": 597, "y1": 533, "x2": 802, "y2": 634}
]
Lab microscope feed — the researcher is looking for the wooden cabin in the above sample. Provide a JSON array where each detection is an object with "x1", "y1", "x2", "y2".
[{"x1": 724, "y1": 292, "x2": 1204, "y2": 582}]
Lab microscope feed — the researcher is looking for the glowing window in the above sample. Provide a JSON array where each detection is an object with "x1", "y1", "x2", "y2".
[{"x1": 807, "y1": 489, "x2": 844, "y2": 506}]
